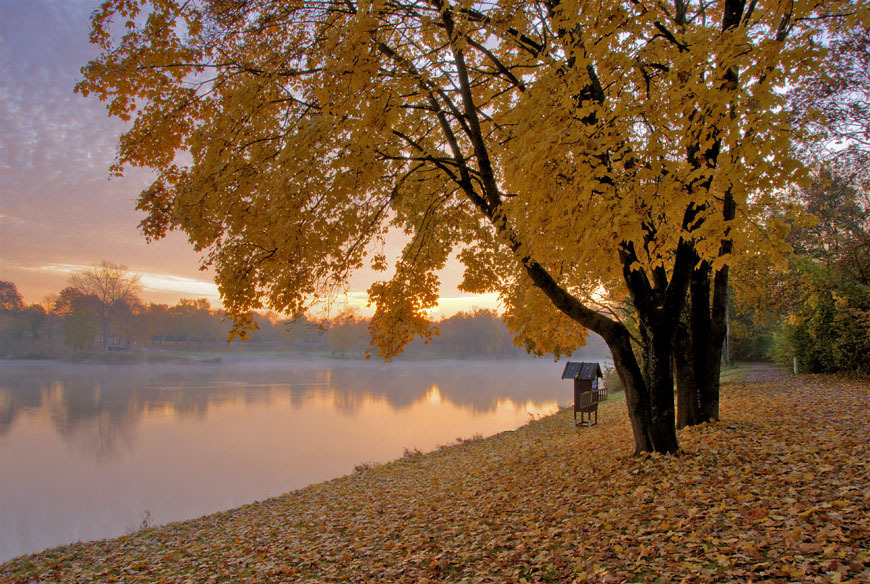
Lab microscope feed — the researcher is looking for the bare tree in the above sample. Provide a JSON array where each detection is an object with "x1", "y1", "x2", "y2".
[
  {"x1": 69, "y1": 262, "x2": 141, "y2": 349},
  {"x1": 790, "y1": 24, "x2": 870, "y2": 190}
]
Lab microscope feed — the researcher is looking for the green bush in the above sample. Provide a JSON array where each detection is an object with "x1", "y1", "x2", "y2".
[
  {"x1": 782, "y1": 276, "x2": 870, "y2": 375},
  {"x1": 729, "y1": 313, "x2": 776, "y2": 362},
  {"x1": 602, "y1": 365, "x2": 624, "y2": 394}
]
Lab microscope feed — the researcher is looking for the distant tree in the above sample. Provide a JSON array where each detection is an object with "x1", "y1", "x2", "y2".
[
  {"x1": 779, "y1": 259, "x2": 870, "y2": 374},
  {"x1": 21, "y1": 304, "x2": 48, "y2": 340},
  {"x1": 113, "y1": 299, "x2": 146, "y2": 346},
  {"x1": 0, "y1": 281, "x2": 25, "y2": 344},
  {"x1": 437, "y1": 310, "x2": 515, "y2": 357},
  {"x1": 69, "y1": 262, "x2": 141, "y2": 348},
  {"x1": 279, "y1": 315, "x2": 328, "y2": 347},
  {"x1": 249, "y1": 311, "x2": 280, "y2": 344},
  {"x1": 40, "y1": 295, "x2": 62, "y2": 345},
  {"x1": 0, "y1": 281, "x2": 24, "y2": 314},
  {"x1": 780, "y1": 169, "x2": 870, "y2": 374},
  {"x1": 328, "y1": 311, "x2": 370, "y2": 357},
  {"x1": 169, "y1": 298, "x2": 224, "y2": 344},
  {"x1": 728, "y1": 304, "x2": 776, "y2": 362},
  {"x1": 58, "y1": 288, "x2": 99, "y2": 350},
  {"x1": 788, "y1": 168, "x2": 870, "y2": 280},
  {"x1": 732, "y1": 167, "x2": 870, "y2": 374},
  {"x1": 144, "y1": 303, "x2": 172, "y2": 344}
]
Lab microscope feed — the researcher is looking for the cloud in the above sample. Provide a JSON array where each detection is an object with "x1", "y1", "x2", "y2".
[
  {"x1": 23, "y1": 263, "x2": 220, "y2": 302},
  {"x1": 0, "y1": 1, "x2": 497, "y2": 318},
  {"x1": 136, "y1": 272, "x2": 220, "y2": 300},
  {"x1": 0, "y1": 1, "x2": 193, "y2": 297},
  {"x1": 430, "y1": 293, "x2": 501, "y2": 315},
  {"x1": 313, "y1": 291, "x2": 501, "y2": 318}
]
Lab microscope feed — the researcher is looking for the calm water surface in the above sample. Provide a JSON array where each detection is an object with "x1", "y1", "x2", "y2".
[{"x1": 0, "y1": 357, "x2": 569, "y2": 561}]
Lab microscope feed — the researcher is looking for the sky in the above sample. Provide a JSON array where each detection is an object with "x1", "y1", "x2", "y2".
[{"x1": 0, "y1": 0, "x2": 496, "y2": 317}]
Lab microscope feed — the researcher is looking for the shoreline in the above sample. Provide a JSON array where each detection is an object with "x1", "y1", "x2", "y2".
[{"x1": 2, "y1": 368, "x2": 868, "y2": 583}]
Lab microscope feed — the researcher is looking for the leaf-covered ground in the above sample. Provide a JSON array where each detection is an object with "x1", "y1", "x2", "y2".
[{"x1": 3, "y1": 366, "x2": 868, "y2": 583}]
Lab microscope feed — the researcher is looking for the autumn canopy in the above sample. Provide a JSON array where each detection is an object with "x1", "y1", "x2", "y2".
[{"x1": 78, "y1": 0, "x2": 869, "y2": 453}]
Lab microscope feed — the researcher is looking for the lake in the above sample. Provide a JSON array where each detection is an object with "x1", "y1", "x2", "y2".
[{"x1": 0, "y1": 356, "x2": 572, "y2": 561}]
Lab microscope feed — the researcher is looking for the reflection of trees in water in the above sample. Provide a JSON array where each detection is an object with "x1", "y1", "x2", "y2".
[
  {"x1": 0, "y1": 374, "x2": 142, "y2": 459},
  {"x1": 55, "y1": 404, "x2": 138, "y2": 462},
  {"x1": 0, "y1": 359, "x2": 570, "y2": 458},
  {"x1": 322, "y1": 360, "x2": 569, "y2": 412},
  {"x1": 0, "y1": 368, "x2": 46, "y2": 436}
]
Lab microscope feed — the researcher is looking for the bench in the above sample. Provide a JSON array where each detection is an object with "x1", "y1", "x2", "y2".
[{"x1": 574, "y1": 387, "x2": 607, "y2": 427}]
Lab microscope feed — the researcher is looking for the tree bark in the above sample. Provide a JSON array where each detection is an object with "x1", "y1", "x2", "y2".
[
  {"x1": 686, "y1": 260, "x2": 715, "y2": 426},
  {"x1": 601, "y1": 322, "x2": 678, "y2": 454},
  {"x1": 645, "y1": 324, "x2": 679, "y2": 453},
  {"x1": 673, "y1": 318, "x2": 700, "y2": 428},
  {"x1": 605, "y1": 328, "x2": 655, "y2": 452},
  {"x1": 697, "y1": 188, "x2": 735, "y2": 423},
  {"x1": 673, "y1": 254, "x2": 731, "y2": 426},
  {"x1": 700, "y1": 262, "x2": 729, "y2": 421}
]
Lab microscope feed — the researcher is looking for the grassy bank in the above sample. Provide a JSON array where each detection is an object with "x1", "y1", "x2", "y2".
[
  {"x1": 718, "y1": 363, "x2": 752, "y2": 384},
  {"x1": 2, "y1": 367, "x2": 868, "y2": 583}
]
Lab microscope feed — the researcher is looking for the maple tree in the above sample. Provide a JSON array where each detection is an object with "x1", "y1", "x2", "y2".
[{"x1": 77, "y1": 0, "x2": 868, "y2": 453}]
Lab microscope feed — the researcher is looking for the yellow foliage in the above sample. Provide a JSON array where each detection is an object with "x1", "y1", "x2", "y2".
[{"x1": 75, "y1": 0, "x2": 869, "y2": 357}]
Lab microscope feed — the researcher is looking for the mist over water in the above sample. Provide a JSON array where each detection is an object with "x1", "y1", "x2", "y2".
[{"x1": 0, "y1": 356, "x2": 605, "y2": 561}]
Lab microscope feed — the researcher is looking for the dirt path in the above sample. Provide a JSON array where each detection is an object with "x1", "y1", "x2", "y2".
[{"x1": 742, "y1": 362, "x2": 793, "y2": 383}]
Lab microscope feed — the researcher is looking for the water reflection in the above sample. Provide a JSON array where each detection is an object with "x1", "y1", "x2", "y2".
[
  {"x1": 0, "y1": 359, "x2": 564, "y2": 460},
  {"x1": 0, "y1": 358, "x2": 565, "y2": 561}
]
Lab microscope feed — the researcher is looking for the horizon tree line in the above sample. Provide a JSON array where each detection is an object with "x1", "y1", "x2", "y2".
[{"x1": 1, "y1": 264, "x2": 581, "y2": 359}]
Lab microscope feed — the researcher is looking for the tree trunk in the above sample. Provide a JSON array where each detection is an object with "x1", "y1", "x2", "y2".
[
  {"x1": 696, "y1": 188, "x2": 735, "y2": 423},
  {"x1": 646, "y1": 321, "x2": 679, "y2": 453},
  {"x1": 607, "y1": 330, "x2": 653, "y2": 452},
  {"x1": 699, "y1": 265, "x2": 729, "y2": 421},
  {"x1": 673, "y1": 319, "x2": 700, "y2": 428},
  {"x1": 674, "y1": 257, "x2": 730, "y2": 426},
  {"x1": 521, "y1": 257, "x2": 684, "y2": 455},
  {"x1": 603, "y1": 325, "x2": 679, "y2": 454},
  {"x1": 689, "y1": 260, "x2": 715, "y2": 425},
  {"x1": 601, "y1": 238, "x2": 691, "y2": 454}
]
